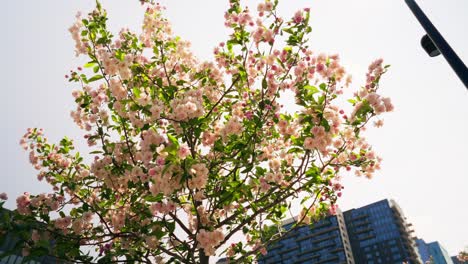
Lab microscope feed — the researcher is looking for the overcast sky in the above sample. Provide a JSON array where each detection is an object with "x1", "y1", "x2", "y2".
[{"x1": 2, "y1": 0, "x2": 467, "y2": 257}]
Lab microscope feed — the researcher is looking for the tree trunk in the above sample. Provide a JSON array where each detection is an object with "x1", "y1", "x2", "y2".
[{"x1": 199, "y1": 249, "x2": 210, "y2": 264}]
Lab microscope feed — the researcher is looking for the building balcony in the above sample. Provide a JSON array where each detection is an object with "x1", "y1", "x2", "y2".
[
  {"x1": 295, "y1": 226, "x2": 339, "y2": 242},
  {"x1": 357, "y1": 233, "x2": 375, "y2": 241},
  {"x1": 280, "y1": 232, "x2": 300, "y2": 240},
  {"x1": 298, "y1": 247, "x2": 321, "y2": 256},
  {"x1": 311, "y1": 234, "x2": 337, "y2": 244},
  {"x1": 348, "y1": 214, "x2": 368, "y2": 221},
  {"x1": 294, "y1": 254, "x2": 320, "y2": 263},
  {"x1": 354, "y1": 227, "x2": 373, "y2": 235},
  {"x1": 398, "y1": 226, "x2": 414, "y2": 235},
  {"x1": 264, "y1": 259, "x2": 282, "y2": 264},
  {"x1": 316, "y1": 256, "x2": 340, "y2": 264},
  {"x1": 295, "y1": 255, "x2": 340, "y2": 264},
  {"x1": 258, "y1": 253, "x2": 276, "y2": 261},
  {"x1": 277, "y1": 245, "x2": 300, "y2": 255},
  {"x1": 402, "y1": 238, "x2": 416, "y2": 247},
  {"x1": 329, "y1": 247, "x2": 345, "y2": 253},
  {"x1": 313, "y1": 220, "x2": 332, "y2": 229},
  {"x1": 353, "y1": 220, "x2": 370, "y2": 228},
  {"x1": 267, "y1": 243, "x2": 283, "y2": 251},
  {"x1": 301, "y1": 242, "x2": 336, "y2": 254}
]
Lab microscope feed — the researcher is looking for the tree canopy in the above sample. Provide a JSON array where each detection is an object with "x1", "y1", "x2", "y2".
[{"x1": 0, "y1": 0, "x2": 393, "y2": 263}]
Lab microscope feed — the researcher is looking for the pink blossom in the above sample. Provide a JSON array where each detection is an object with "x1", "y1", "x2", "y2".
[
  {"x1": 293, "y1": 10, "x2": 304, "y2": 23},
  {"x1": 177, "y1": 143, "x2": 190, "y2": 160},
  {"x1": 196, "y1": 229, "x2": 225, "y2": 256},
  {"x1": 328, "y1": 204, "x2": 338, "y2": 215},
  {"x1": 16, "y1": 193, "x2": 31, "y2": 215}
]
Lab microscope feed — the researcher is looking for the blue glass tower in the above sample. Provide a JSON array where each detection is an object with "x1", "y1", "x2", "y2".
[
  {"x1": 258, "y1": 209, "x2": 355, "y2": 264},
  {"x1": 416, "y1": 239, "x2": 431, "y2": 262},
  {"x1": 343, "y1": 199, "x2": 421, "y2": 264},
  {"x1": 451, "y1": 256, "x2": 467, "y2": 264},
  {"x1": 416, "y1": 239, "x2": 454, "y2": 264},
  {"x1": 0, "y1": 209, "x2": 66, "y2": 264},
  {"x1": 257, "y1": 199, "x2": 421, "y2": 264}
]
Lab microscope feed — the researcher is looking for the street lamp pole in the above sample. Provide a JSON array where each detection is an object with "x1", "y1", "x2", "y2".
[{"x1": 404, "y1": 0, "x2": 468, "y2": 89}]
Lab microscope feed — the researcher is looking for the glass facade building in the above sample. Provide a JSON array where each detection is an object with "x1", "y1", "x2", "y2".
[
  {"x1": 0, "y1": 209, "x2": 66, "y2": 264},
  {"x1": 344, "y1": 199, "x2": 421, "y2": 264},
  {"x1": 257, "y1": 199, "x2": 421, "y2": 264},
  {"x1": 451, "y1": 256, "x2": 467, "y2": 264},
  {"x1": 416, "y1": 239, "x2": 431, "y2": 262},
  {"x1": 1, "y1": 233, "x2": 58, "y2": 264},
  {"x1": 258, "y1": 209, "x2": 355, "y2": 264},
  {"x1": 416, "y1": 239, "x2": 454, "y2": 264}
]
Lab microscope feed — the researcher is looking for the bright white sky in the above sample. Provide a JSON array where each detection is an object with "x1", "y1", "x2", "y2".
[{"x1": 2, "y1": 0, "x2": 467, "y2": 258}]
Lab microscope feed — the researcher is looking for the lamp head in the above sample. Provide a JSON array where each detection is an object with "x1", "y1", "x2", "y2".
[{"x1": 421, "y1": 34, "x2": 441, "y2": 57}]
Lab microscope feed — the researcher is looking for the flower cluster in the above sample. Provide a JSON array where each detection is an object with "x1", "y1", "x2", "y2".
[
  {"x1": 141, "y1": 4, "x2": 172, "y2": 47},
  {"x1": 54, "y1": 216, "x2": 72, "y2": 233},
  {"x1": 16, "y1": 192, "x2": 31, "y2": 215},
  {"x1": 149, "y1": 201, "x2": 176, "y2": 215},
  {"x1": 71, "y1": 212, "x2": 94, "y2": 234},
  {"x1": 98, "y1": 50, "x2": 133, "y2": 80},
  {"x1": 188, "y1": 163, "x2": 209, "y2": 190},
  {"x1": 71, "y1": 84, "x2": 109, "y2": 132},
  {"x1": 169, "y1": 89, "x2": 205, "y2": 121},
  {"x1": 196, "y1": 229, "x2": 225, "y2": 256},
  {"x1": 69, "y1": 13, "x2": 88, "y2": 56},
  {"x1": 149, "y1": 165, "x2": 183, "y2": 195}
]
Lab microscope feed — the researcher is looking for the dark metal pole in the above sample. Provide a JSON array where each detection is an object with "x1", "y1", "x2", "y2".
[{"x1": 405, "y1": 0, "x2": 468, "y2": 89}]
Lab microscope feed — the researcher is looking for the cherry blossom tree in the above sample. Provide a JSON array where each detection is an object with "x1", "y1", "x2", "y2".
[{"x1": 0, "y1": 0, "x2": 393, "y2": 263}]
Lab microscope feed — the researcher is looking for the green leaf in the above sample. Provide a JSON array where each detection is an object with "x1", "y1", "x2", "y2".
[
  {"x1": 115, "y1": 50, "x2": 125, "y2": 61},
  {"x1": 145, "y1": 194, "x2": 163, "y2": 202},
  {"x1": 319, "y1": 83, "x2": 327, "y2": 91},
  {"x1": 167, "y1": 134, "x2": 179, "y2": 147},
  {"x1": 304, "y1": 85, "x2": 318, "y2": 92},
  {"x1": 166, "y1": 221, "x2": 176, "y2": 233},
  {"x1": 287, "y1": 147, "x2": 303, "y2": 154},
  {"x1": 321, "y1": 118, "x2": 330, "y2": 132},
  {"x1": 133, "y1": 87, "x2": 141, "y2": 98},
  {"x1": 83, "y1": 61, "x2": 97, "y2": 68},
  {"x1": 241, "y1": 164, "x2": 253, "y2": 173},
  {"x1": 88, "y1": 74, "x2": 104, "y2": 82},
  {"x1": 355, "y1": 100, "x2": 372, "y2": 118}
]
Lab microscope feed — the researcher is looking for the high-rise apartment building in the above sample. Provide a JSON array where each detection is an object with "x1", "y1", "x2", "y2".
[
  {"x1": 416, "y1": 239, "x2": 454, "y2": 264},
  {"x1": 258, "y1": 209, "x2": 355, "y2": 264},
  {"x1": 0, "y1": 209, "x2": 65, "y2": 264},
  {"x1": 256, "y1": 199, "x2": 422, "y2": 264},
  {"x1": 451, "y1": 256, "x2": 467, "y2": 264},
  {"x1": 344, "y1": 199, "x2": 421, "y2": 264}
]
